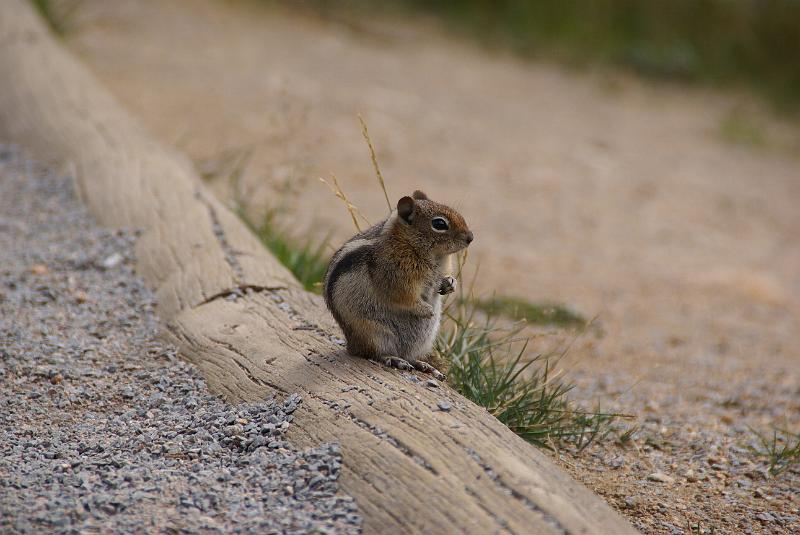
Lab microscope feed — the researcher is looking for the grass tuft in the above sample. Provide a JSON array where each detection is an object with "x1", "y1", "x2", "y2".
[
  {"x1": 473, "y1": 295, "x2": 586, "y2": 328},
  {"x1": 197, "y1": 148, "x2": 330, "y2": 293},
  {"x1": 749, "y1": 426, "x2": 800, "y2": 477},
  {"x1": 615, "y1": 425, "x2": 639, "y2": 447},
  {"x1": 245, "y1": 208, "x2": 330, "y2": 293},
  {"x1": 438, "y1": 273, "x2": 625, "y2": 451}
]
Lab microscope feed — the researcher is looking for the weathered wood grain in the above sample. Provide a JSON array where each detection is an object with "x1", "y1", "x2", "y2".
[{"x1": 0, "y1": 2, "x2": 638, "y2": 533}]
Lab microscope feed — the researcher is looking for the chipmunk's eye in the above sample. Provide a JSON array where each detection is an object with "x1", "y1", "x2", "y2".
[{"x1": 431, "y1": 217, "x2": 449, "y2": 232}]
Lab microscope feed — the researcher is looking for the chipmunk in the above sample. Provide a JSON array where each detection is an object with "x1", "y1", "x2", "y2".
[{"x1": 324, "y1": 190, "x2": 473, "y2": 380}]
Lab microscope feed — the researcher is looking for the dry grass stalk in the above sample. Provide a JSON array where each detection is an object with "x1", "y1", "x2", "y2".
[
  {"x1": 319, "y1": 174, "x2": 370, "y2": 232},
  {"x1": 358, "y1": 114, "x2": 392, "y2": 214}
]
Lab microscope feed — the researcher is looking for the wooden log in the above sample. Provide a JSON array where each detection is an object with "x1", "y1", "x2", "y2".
[{"x1": 0, "y1": 2, "x2": 638, "y2": 533}]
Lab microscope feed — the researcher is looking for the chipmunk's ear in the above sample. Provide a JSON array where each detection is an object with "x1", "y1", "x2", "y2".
[
  {"x1": 397, "y1": 196, "x2": 415, "y2": 223},
  {"x1": 412, "y1": 190, "x2": 428, "y2": 200}
]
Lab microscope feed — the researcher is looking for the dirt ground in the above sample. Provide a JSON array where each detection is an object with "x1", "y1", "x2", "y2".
[{"x1": 59, "y1": 0, "x2": 799, "y2": 532}]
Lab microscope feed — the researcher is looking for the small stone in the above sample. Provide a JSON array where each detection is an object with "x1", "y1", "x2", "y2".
[
  {"x1": 30, "y1": 264, "x2": 49, "y2": 275},
  {"x1": 425, "y1": 379, "x2": 439, "y2": 388},
  {"x1": 50, "y1": 374, "x2": 63, "y2": 385},
  {"x1": 608, "y1": 456, "x2": 624, "y2": 469},
  {"x1": 647, "y1": 472, "x2": 675, "y2": 484},
  {"x1": 100, "y1": 253, "x2": 124, "y2": 269},
  {"x1": 437, "y1": 400, "x2": 451, "y2": 412},
  {"x1": 224, "y1": 425, "x2": 243, "y2": 437},
  {"x1": 756, "y1": 512, "x2": 775, "y2": 522},
  {"x1": 74, "y1": 290, "x2": 88, "y2": 304},
  {"x1": 684, "y1": 469, "x2": 697, "y2": 482}
]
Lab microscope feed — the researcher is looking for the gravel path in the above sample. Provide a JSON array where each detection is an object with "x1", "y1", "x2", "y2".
[{"x1": 0, "y1": 148, "x2": 361, "y2": 534}]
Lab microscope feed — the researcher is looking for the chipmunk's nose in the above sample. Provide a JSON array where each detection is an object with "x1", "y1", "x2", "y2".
[{"x1": 465, "y1": 231, "x2": 474, "y2": 244}]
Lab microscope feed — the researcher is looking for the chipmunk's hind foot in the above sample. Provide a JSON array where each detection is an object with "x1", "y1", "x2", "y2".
[
  {"x1": 412, "y1": 360, "x2": 446, "y2": 381},
  {"x1": 369, "y1": 354, "x2": 445, "y2": 381},
  {"x1": 374, "y1": 355, "x2": 414, "y2": 372}
]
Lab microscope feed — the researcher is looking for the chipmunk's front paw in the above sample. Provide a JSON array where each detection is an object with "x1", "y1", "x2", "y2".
[
  {"x1": 438, "y1": 276, "x2": 457, "y2": 295},
  {"x1": 377, "y1": 356, "x2": 414, "y2": 372}
]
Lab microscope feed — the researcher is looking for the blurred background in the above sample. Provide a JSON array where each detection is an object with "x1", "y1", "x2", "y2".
[
  {"x1": 314, "y1": 0, "x2": 800, "y2": 108},
  {"x1": 32, "y1": 0, "x2": 800, "y2": 531}
]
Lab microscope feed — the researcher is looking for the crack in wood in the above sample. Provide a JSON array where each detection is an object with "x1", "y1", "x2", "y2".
[
  {"x1": 196, "y1": 285, "x2": 285, "y2": 307},
  {"x1": 165, "y1": 320, "x2": 195, "y2": 347},
  {"x1": 465, "y1": 486, "x2": 515, "y2": 534},
  {"x1": 264, "y1": 290, "x2": 344, "y2": 346},
  {"x1": 231, "y1": 358, "x2": 288, "y2": 395},
  {"x1": 195, "y1": 187, "x2": 245, "y2": 283},
  {"x1": 206, "y1": 335, "x2": 289, "y2": 395},
  {"x1": 462, "y1": 445, "x2": 569, "y2": 535},
  {"x1": 309, "y1": 393, "x2": 438, "y2": 476},
  {"x1": 301, "y1": 351, "x2": 356, "y2": 386},
  {"x1": 194, "y1": 283, "x2": 343, "y2": 352}
]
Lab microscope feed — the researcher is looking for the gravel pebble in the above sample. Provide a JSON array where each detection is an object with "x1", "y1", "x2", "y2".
[
  {"x1": 0, "y1": 148, "x2": 361, "y2": 533},
  {"x1": 646, "y1": 472, "x2": 675, "y2": 484}
]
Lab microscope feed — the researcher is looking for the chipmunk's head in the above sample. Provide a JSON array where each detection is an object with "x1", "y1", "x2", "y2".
[{"x1": 396, "y1": 190, "x2": 473, "y2": 255}]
